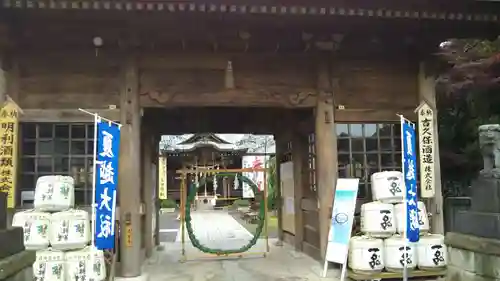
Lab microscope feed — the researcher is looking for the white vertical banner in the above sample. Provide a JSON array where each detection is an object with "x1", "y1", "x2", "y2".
[
  {"x1": 322, "y1": 178, "x2": 359, "y2": 279},
  {"x1": 417, "y1": 102, "x2": 436, "y2": 198},
  {"x1": 158, "y1": 155, "x2": 168, "y2": 200},
  {"x1": 242, "y1": 156, "x2": 255, "y2": 198},
  {"x1": 242, "y1": 155, "x2": 269, "y2": 198}
]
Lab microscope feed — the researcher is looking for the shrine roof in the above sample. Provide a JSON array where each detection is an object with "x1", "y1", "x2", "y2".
[
  {"x1": 164, "y1": 133, "x2": 248, "y2": 152},
  {"x1": 177, "y1": 133, "x2": 231, "y2": 145}
]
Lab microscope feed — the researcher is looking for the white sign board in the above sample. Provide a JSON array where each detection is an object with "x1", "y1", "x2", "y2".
[
  {"x1": 417, "y1": 102, "x2": 436, "y2": 198},
  {"x1": 322, "y1": 178, "x2": 359, "y2": 279}
]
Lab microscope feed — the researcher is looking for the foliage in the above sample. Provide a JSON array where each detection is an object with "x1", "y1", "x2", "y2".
[
  {"x1": 438, "y1": 38, "x2": 500, "y2": 94},
  {"x1": 266, "y1": 156, "x2": 278, "y2": 210},
  {"x1": 234, "y1": 134, "x2": 275, "y2": 153},
  {"x1": 437, "y1": 38, "x2": 500, "y2": 189},
  {"x1": 160, "y1": 198, "x2": 177, "y2": 209},
  {"x1": 232, "y1": 198, "x2": 250, "y2": 207}
]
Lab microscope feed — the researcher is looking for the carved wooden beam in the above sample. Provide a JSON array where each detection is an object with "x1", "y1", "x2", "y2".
[
  {"x1": 139, "y1": 88, "x2": 317, "y2": 108},
  {"x1": 20, "y1": 108, "x2": 120, "y2": 122}
]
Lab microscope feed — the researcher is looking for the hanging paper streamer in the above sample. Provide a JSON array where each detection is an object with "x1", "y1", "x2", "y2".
[
  {"x1": 213, "y1": 168, "x2": 218, "y2": 194},
  {"x1": 233, "y1": 175, "x2": 239, "y2": 190}
]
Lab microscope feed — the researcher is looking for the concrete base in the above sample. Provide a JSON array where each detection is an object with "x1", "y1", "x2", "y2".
[
  {"x1": 115, "y1": 274, "x2": 150, "y2": 281},
  {"x1": 445, "y1": 232, "x2": 500, "y2": 281},
  {"x1": 0, "y1": 251, "x2": 35, "y2": 280},
  {"x1": 454, "y1": 211, "x2": 500, "y2": 239}
]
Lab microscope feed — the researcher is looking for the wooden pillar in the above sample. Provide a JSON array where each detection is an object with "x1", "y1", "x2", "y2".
[
  {"x1": 315, "y1": 60, "x2": 338, "y2": 260},
  {"x1": 292, "y1": 131, "x2": 306, "y2": 251},
  {"x1": 118, "y1": 55, "x2": 142, "y2": 277},
  {"x1": 222, "y1": 177, "x2": 227, "y2": 198},
  {"x1": 153, "y1": 134, "x2": 161, "y2": 247},
  {"x1": 418, "y1": 62, "x2": 444, "y2": 234},
  {"x1": 0, "y1": 55, "x2": 6, "y2": 105},
  {"x1": 141, "y1": 129, "x2": 154, "y2": 258},
  {"x1": 4, "y1": 55, "x2": 19, "y2": 225},
  {"x1": 274, "y1": 133, "x2": 285, "y2": 245},
  {"x1": 6, "y1": 56, "x2": 19, "y2": 104}
]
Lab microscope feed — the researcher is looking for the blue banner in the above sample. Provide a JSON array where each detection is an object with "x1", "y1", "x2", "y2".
[
  {"x1": 94, "y1": 118, "x2": 121, "y2": 250},
  {"x1": 402, "y1": 119, "x2": 420, "y2": 243}
]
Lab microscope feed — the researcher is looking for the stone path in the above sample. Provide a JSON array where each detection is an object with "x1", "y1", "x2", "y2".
[
  {"x1": 144, "y1": 239, "x2": 341, "y2": 281},
  {"x1": 141, "y1": 211, "x2": 341, "y2": 281},
  {"x1": 175, "y1": 211, "x2": 255, "y2": 251}
]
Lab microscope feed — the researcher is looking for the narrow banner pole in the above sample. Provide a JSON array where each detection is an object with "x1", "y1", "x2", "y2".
[
  {"x1": 91, "y1": 114, "x2": 99, "y2": 247},
  {"x1": 400, "y1": 114, "x2": 408, "y2": 281}
]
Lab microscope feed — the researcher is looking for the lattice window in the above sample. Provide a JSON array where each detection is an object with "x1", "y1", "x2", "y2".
[
  {"x1": 337, "y1": 123, "x2": 402, "y2": 199},
  {"x1": 20, "y1": 123, "x2": 97, "y2": 206}
]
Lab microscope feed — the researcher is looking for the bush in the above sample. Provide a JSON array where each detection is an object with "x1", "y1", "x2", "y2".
[
  {"x1": 232, "y1": 199, "x2": 250, "y2": 207},
  {"x1": 160, "y1": 199, "x2": 177, "y2": 209}
]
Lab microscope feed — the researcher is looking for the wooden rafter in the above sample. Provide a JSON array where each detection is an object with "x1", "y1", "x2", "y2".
[{"x1": 2, "y1": 0, "x2": 500, "y2": 23}]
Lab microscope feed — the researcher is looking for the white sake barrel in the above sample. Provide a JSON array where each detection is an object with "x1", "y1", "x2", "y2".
[
  {"x1": 89, "y1": 246, "x2": 107, "y2": 280},
  {"x1": 34, "y1": 175, "x2": 75, "y2": 212},
  {"x1": 360, "y1": 202, "x2": 396, "y2": 238},
  {"x1": 32, "y1": 248, "x2": 65, "y2": 281},
  {"x1": 395, "y1": 201, "x2": 430, "y2": 235},
  {"x1": 384, "y1": 235, "x2": 417, "y2": 272},
  {"x1": 50, "y1": 209, "x2": 90, "y2": 250},
  {"x1": 417, "y1": 234, "x2": 447, "y2": 270},
  {"x1": 371, "y1": 171, "x2": 404, "y2": 203},
  {"x1": 12, "y1": 210, "x2": 51, "y2": 250},
  {"x1": 348, "y1": 236, "x2": 385, "y2": 274},
  {"x1": 66, "y1": 246, "x2": 107, "y2": 281}
]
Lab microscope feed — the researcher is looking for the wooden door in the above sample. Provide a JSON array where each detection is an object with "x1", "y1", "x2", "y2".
[{"x1": 280, "y1": 161, "x2": 295, "y2": 234}]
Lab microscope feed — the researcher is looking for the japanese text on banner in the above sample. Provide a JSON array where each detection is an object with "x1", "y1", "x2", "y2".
[
  {"x1": 418, "y1": 103, "x2": 436, "y2": 198},
  {"x1": 402, "y1": 119, "x2": 420, "y2": 243},
  {"x1": 94, "y1": 119, "x2": 121, "y2": 250},
  {"x1": 0, "y1": 100, "x2": 20, "y2": 208},
  {"x1": 158, "y1": 156, "x2": 167, "y2": 200}
]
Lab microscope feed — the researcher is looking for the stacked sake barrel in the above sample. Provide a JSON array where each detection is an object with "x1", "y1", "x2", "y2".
[
  {"x1": 11, "y1": 175, "x2": 106, "y2": 281},
  {"x1": 348, "y1": 171, "x2": 447, "y2": 275}
]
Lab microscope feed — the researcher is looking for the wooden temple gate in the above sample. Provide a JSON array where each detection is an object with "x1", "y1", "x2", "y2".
[{"x1": 0, "y1": 0, "x2": 498, "y2": 277}]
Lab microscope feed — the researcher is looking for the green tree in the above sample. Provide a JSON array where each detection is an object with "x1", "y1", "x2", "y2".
[
  {"x1": 437, "y1": 38, "x2": 500, "y2": 193},
  {"x1": 266, "y1": 156, "x2": 278, "y2": 210}
]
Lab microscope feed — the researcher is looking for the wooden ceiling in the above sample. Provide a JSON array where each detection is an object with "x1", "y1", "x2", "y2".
[
  {"x1": 144, "y1": 107, "x2": 312, "y2": 135},
  {"x1": 0, "y1": 12, "x2": 487, "y2": 56},
  {"x1": 0, "y1": 0, "x2": 498, "y2": 54}
]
